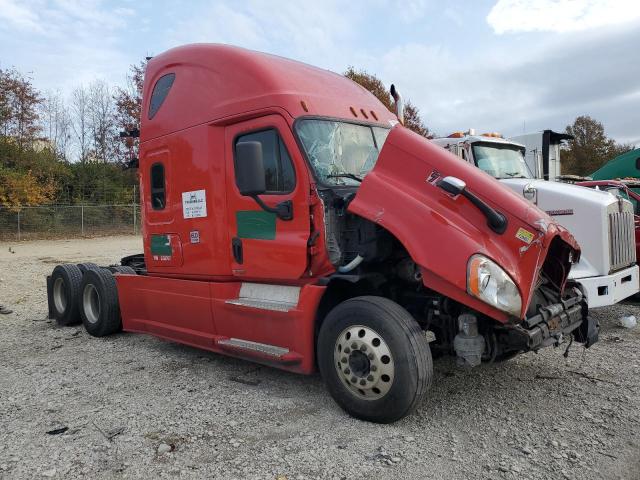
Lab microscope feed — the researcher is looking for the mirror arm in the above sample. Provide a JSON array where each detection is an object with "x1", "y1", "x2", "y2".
[
  {"x1": 250, "y1": 195, "x2": 293, "y2": 221},
  {"x1": 461, "y1": 190, "x2": 508, "y2": 234}
]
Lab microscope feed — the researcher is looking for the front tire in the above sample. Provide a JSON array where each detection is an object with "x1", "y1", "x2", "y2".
[{"x1": 317, "y1": 296, "x2": 432, "y2": 423}]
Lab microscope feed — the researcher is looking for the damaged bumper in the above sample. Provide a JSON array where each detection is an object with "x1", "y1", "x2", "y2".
[{"x1": 507, "y1": 289, "x2": 599, "y2": 351}]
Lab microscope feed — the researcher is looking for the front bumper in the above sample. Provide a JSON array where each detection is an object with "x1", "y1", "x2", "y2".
[
  {"x1": 574, "y1": 264, "x2": 639, "y2": 309},
  {"x1": 505, "y1": 288, "x2": 598, "y2": 351}
]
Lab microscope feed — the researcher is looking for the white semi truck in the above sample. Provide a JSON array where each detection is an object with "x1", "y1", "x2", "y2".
[
  {"x1": 510, "y1": 130, "x2": 573, "y2": 181},
  {"x1": 432, "y1": 130, "x2": 639, "y2": 308}
]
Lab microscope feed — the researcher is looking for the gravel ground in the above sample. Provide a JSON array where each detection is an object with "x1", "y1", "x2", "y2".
[{"x1": 1, "y1": 236, "x2": 639, "y2": 479}]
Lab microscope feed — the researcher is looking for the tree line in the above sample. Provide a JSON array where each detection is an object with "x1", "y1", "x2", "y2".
[
  {"x1": 0, "y1": 64, "x2": 141, "y2": 208},
  {"x1": 0, "y1": 60, "x2": 634, "y2": 209}
]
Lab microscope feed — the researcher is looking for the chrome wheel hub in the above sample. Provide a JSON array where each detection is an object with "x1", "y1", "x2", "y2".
[
  {"x1": 334, "y1": 325, "x2": 394, "y2": 400},
  {"x1": 53, "y1": 278, "x2": 66, "y2": 313},
  {"x1": 83, "y1": 284, "x2": 100, "y2": 324}
]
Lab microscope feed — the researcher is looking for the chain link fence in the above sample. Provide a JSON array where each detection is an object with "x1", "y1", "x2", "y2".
[{"x1": 0, "y1": 204, "x2": 141, "y2": 241}]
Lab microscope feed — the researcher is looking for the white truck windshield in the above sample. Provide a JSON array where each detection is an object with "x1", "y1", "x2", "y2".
[
  {"x1": 296, "y1": 119, "x2": 391, "y2": 186},
  {"x1": 472, "y1": 143, "x2": 532, "y2": 180}
]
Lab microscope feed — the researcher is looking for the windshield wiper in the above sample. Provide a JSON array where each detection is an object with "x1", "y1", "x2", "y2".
[
  {"x1": 503, "y1": 172, "x2": 528, "y2": 178},
  {"x1": 327, "y1": 173, "x2": 362, "y2": 182}
]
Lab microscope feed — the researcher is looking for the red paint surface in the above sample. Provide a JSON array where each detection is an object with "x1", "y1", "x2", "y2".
[
  {"x1": 118, "y1": 273, "x2": 324, "y2": 374},
  {"x1": 349, "y1": 127, "x2": 579, "y2": 320}
]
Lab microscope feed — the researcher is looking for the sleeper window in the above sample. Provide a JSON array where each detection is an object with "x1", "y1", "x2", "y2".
[
  {"x1": 150, "y1": 163, "x2": 166, "y2": 210},
  {"x1": 235, "y1": 129, "x2": 295, "y2": 194},
  {"x1": 148, "y1": 73, "x2": 175, "y2": 119}
]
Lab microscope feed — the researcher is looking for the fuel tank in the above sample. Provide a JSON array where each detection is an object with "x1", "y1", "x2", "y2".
[{"x1": 348, "y1": 126, "x2": 580, "y2": 321}]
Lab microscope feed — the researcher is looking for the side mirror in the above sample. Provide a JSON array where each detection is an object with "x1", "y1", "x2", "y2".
[
  {"x1": 437, "y1": 176, "x2": 466, "y2": 196},
  {"x1": 236, "y1": 141, "x2": 266, "y2": 196}
]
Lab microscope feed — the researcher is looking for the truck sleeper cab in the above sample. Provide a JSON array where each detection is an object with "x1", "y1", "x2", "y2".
[
  {"x1": 47, "y1": 45, "x2": 597, "y2": 423},
  {"x1": 432, "y1": 132, "x2": 639, "y2": 309}
]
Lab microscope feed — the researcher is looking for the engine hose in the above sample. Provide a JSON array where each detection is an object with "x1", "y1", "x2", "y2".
[{"x1": 338, "y1": 254, "x2": 364, "y2": 273}]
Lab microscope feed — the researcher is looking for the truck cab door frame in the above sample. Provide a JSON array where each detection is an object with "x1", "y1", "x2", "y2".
[{"x1": 224, "y1": 114, "x2": 311, "y2": 281}]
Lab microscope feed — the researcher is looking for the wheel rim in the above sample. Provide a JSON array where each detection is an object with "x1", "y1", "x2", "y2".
[
  {"x1": 334, "y1": 325, "x2": 394, "y2": 401},
  {"x1": 53, "y1": 278, "x2": 66, "y2": 313},
  {"x1": 83, "y1": 284, "x2": 101, "y2": 324}
]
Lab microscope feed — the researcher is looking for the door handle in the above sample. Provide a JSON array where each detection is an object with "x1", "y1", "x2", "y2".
[{"x1": 232, "y1": 237, "x2": 243, "y2": 264}]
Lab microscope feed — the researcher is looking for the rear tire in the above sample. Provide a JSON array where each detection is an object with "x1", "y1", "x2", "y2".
[
  {"x1": 109, "y1": 266, "x2": 136, "y2": 275},
  {"x1": 79, "y1": 269, "x2": 122, "y2": 337},
  {"x1": 77, "y1": 263, "x2": 100, "y2": 273},
  {"x1": 50, "y1": 264, "x2": 83, "y2": 326},
  {"x1": 317, "y1": 296, "x2": 432, "y2": 423}
]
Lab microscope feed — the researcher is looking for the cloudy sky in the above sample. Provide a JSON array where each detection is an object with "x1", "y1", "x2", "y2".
[{"x1": 1, "y1": 0, "x2": 638, "y2": 144}]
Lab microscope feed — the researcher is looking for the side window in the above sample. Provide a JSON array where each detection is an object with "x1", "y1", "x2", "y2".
[
  {"x1": 235, "y1": 129, "x2": 295, "y2": 194},
  {"x1": 150, "y1": 163, "x2": 166, "y2": 210},
  {"x1": 148, "y1": 73, "x2": 175, "y2": 119}
]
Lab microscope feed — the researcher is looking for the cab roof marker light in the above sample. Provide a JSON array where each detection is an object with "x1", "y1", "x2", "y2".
[{"x1": 300, "y1": 100, "x2": 309, "y2": 112}]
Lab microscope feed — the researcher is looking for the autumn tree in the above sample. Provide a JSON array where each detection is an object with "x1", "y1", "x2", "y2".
[
  {"x1": 0, "y1": 68, "x2": 42, "y2": 148},
  {"x1": 562, "y1": 115, "x2": 632, "y2": 176},
  {"x1": 88, "y1": 80, "x2": 118, "y2": 163},
  {"x1": 40, "y1": 90, "x2": 72, "y2": 159},
  {"x1": 114, "y1": 60, "x2": 146, "y2": 164},
  {"x1": 344, "y1": 67, "x2": 430, "y2": 137}
]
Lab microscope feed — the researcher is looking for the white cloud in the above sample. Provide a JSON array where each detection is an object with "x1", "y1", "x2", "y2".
[
  {"x1": 487, "y1": 0, "x2": 640, "y2": 34},
  {"x1": 0, "y1": 0, "x2": 43, "y2": 33}
]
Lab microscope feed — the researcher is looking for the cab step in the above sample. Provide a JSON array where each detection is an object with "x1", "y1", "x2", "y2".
[
  {"x1": 225, "y1": 283, "x2": 300, "y2": 312},
  {"x1": 217, "y1": 337, "x2": 289, "y2": 358}
]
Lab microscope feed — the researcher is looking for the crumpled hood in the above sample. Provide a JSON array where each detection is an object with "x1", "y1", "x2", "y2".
[{"x1": 348, "y1": 126, "x2": 579, "y2": 321}]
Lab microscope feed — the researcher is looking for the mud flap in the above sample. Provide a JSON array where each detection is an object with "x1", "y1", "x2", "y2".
[
  {"x1": 573, "y1": 303, "x2": 599, "y2": 348},
  {"x1": 46, "y1": 275, "x2": 54, "y2": 320}
]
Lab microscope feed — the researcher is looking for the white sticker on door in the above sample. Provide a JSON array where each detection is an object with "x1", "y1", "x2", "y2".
[{"x1": 182, "y1": 190, "x2": 207, "y2": 219}]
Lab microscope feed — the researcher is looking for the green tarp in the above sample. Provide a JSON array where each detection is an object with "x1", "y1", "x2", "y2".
[{"x1": 591, "y1": 148, "x2": 640, "y2": 180}]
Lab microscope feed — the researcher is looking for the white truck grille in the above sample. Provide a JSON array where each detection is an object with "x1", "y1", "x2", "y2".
[{"x1": 608, "y1": 210, "x2": 636, "y2": 273}]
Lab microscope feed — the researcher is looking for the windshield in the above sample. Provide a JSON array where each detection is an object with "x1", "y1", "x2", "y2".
[
  {"x1": 296, "y1": 119, "x2": 391, "y2": 186},
  {"x1": 472, "y1": 143, "x2": 532, "y2": 179}
]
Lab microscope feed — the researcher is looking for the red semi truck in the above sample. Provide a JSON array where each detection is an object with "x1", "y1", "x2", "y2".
[{"x1": 47, "y1": 44, "x2": 598, "y2": 423}]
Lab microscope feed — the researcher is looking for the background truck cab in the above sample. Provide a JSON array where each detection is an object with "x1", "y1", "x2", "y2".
[
  {"x1": 433, "y1": 131, "x2": 639, "y2": 308},
  {"x1": 48, "y1": 44, "x2": 598, "y2": 423}
]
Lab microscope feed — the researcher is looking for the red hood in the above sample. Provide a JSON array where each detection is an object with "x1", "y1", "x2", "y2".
[{"x1": 348, "y1": 126, "x2": 579, "y2": 321}]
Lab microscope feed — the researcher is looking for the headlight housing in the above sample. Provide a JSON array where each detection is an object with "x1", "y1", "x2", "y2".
[{"x1": 467, "y1": 254, "x2": 522, "y2": 316}]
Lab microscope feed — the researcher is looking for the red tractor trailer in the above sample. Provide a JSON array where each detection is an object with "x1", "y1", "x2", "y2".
[{"x1": 47, "y1": 44, "x2": 598, "y2": 423}]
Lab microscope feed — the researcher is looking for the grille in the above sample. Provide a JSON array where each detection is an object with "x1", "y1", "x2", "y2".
[{"x1": 608, "y1": 210, "x2": 636, "y2": 273}]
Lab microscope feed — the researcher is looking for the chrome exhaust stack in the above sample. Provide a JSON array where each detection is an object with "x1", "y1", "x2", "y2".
[{"x1": 390, "y1": 84, "x2": 404, "y2": 125}]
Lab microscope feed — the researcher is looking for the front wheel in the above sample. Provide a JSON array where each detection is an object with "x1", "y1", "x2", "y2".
[{"x1": 317, "y1": 296, "x2": 432, "y2": 423}]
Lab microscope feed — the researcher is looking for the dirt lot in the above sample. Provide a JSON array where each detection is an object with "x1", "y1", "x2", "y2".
[{"x1": 0, "y1": 236, "x2": 639, "y2": 479}]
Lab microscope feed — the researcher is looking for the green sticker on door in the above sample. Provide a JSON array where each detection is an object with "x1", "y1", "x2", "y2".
[
  {"x1": 150, "y1": 234, "x2": 172, "y2": 256},
  {"x1": 236, "y1": 210, "x2": 276, "y2": 240}
]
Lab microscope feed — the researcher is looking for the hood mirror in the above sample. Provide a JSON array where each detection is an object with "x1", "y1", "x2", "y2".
[{"x1": 437, "y1": 176, "x2": 466, "y2": 196}]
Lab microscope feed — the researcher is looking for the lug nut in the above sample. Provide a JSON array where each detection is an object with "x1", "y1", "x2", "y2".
[
  {"x1": 368, "y1": 353, "x2": 374, "y2": 360},
  {"x1": 360, "y1": 345, "x2": 367, "y2": 352},
  {"x1": 344, "y1": 368, "x2": 350, "y2": 375},
  {"x1": 351, "y1": 343, "x2": 357, "y2": 350},
  {"x1": 350, "y1": 376, "x2": 357, "y2": 383},
  {"x1": 341, "y1": 357, "x2": 347, "y2": 363},
  {"x1": 344, "y1": 347, "x2": 351, "y2": 354},
  {"x1": 367, "y1": 375, "x2": 374, "y2": 381},
  {"x1": 370, "y1": 365, "x2": 377, "y2": 372},
  {"x1": 359, "y1": 379, "x2": 366, "y2": 386}
]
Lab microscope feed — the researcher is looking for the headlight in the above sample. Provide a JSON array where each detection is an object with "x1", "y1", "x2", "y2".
[
  {"x1": 523, "y1": 184, "x2": 537, "y2": 204},
  {"x1": 467, "y1": 254, "x2": 522, "y2": 316}
]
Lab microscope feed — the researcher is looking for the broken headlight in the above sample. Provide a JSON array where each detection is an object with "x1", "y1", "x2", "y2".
[{"x1": 467, "y1": 254, "x2": 521, "y2": 316}]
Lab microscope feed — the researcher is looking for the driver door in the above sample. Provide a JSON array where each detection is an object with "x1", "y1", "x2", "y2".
[{"x1": 224, "y1": 115, "x2": 311, "y2": 280}]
